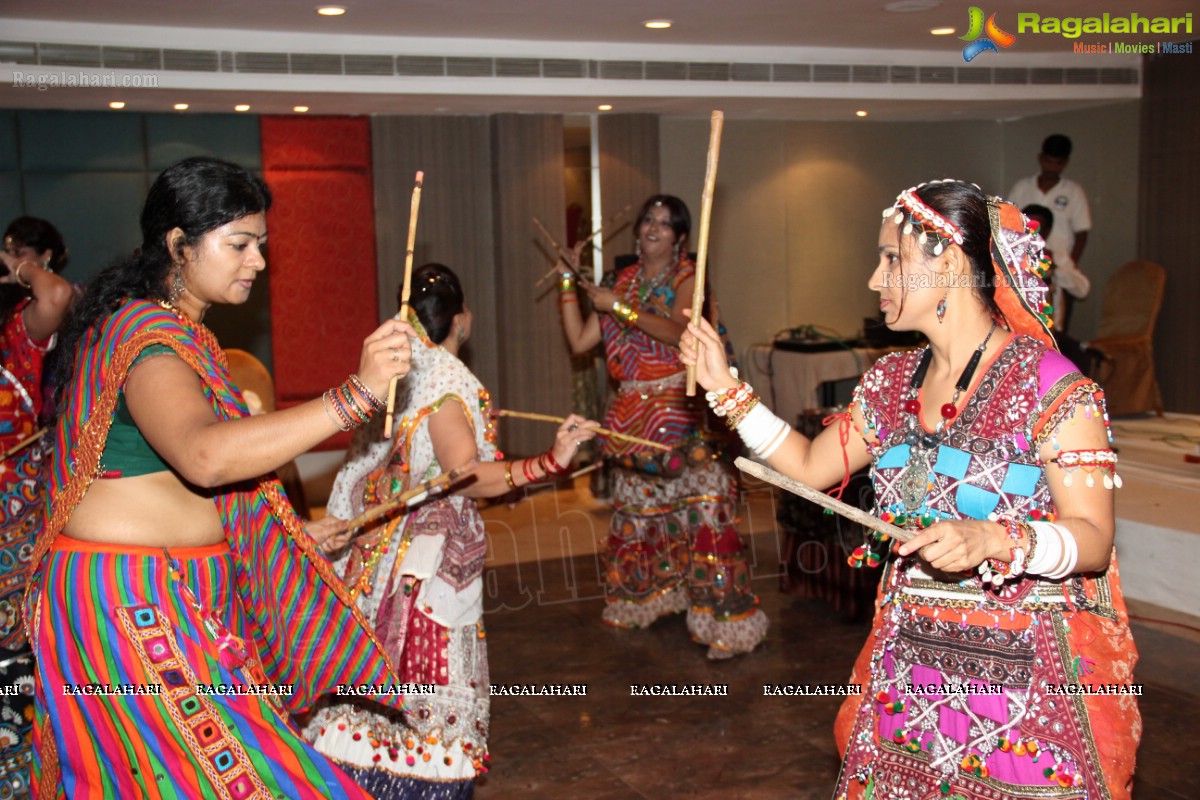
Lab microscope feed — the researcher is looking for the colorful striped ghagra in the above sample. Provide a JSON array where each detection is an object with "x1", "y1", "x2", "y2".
[{"x1": 31, "y1": 536, "x2": 372, "y2": 799}]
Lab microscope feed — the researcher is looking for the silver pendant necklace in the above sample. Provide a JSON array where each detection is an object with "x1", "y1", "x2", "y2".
[{"x1": 896, "y1": 322, "x2": 998, "y2": 512}]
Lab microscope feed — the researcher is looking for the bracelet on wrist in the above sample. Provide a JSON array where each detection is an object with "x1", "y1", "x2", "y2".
[
  {"x1": 611, "y1": 299, "x2": 639, "y2": 326},
  {"x1": 503, "y1": 461, "x2": 517, "y2": 490},
  {"x1": 558, "y1": 273, "x2": 577, "y2": 294},
  {"x1": 14, "y1": 261, "x2": 35, "y2": 289}
]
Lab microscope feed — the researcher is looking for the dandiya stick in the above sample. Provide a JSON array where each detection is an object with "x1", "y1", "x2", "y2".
[
  {"x1": 533, "y1": 203, "x2": 634, "y2": 288},
  {"x1": 385, "y1": 170, "x2": 424, "y2": 439},
  {"x1": 686, "y1": 110, "x2": 724, "y2": 397},
  {"x1": 735, "y1": 457, "x2": 914, "y2": 543},
  {"x1": 340, "y1": 460, "x2": 476, "y2": 533},
  {"x1": 494, "y1": 409, "x2": 671, "y2": 452},
  {"x1": 1, "y1": 427, "x2": 47, "y2": 460}
]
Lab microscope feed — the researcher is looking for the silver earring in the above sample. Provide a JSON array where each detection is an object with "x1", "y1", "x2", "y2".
[
  {"x1": 169, "y1": 266, "x2": 186, "y2": 303},
  {"x1": 456, "y1": 326, "x2": 466, "y2": 345},
  {"x1": 635, "y1": 240, "x2": 643, "y2": 258}
]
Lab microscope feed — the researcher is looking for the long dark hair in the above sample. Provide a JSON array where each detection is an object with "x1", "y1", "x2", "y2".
[
  {"x1": 49, "y1": 157, "x2": 271, "y2": 409},
  {"x1": 2, "y1": 216, "x2": 68, "y2": 324},
  {"x1": 905, "y1": 181, "x2": 1001, "y2": 319},
  {"x1": 406, "y1": 263, "x2": 464, "y2": 345}
]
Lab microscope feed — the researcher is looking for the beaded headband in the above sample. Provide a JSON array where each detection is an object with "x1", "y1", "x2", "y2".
[
  {"x1": 987, "y1": 195, "x2": 1056, "y2": 349},
  {"x1": 881, "y1": 180, "x2": 966, "y2": 256}
]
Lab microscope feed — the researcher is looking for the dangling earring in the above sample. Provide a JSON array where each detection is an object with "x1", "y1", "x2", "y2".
[
  {"x1": 169, "y1": 265, "x2": 187, "y2": 304},
  {"x1": 455, "y1": 325, "x2": 466, "y2": 345},
  {"x1": 676, "y1": 241, "x2": 686, "y2": 265},
  {"x1": 635, "y1": 239, "x2": 643, "y2": 259},
  {"x1": 936, "y1": 291, "x2": 948, "y2": 324}
]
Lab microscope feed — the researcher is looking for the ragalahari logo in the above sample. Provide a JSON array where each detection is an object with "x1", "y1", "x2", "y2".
[{"x1": 960, "y1": 7, "x2": 1017, "y2": 61}]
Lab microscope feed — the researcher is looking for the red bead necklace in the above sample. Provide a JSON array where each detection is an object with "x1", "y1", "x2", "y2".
[{"x1": 905, "y1": 321, "x2": 998, "y2": 435}]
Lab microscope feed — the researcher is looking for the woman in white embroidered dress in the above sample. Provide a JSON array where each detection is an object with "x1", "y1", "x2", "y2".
[{"x1": 306, "y1": 264, "x2": 597, "y2": 799}]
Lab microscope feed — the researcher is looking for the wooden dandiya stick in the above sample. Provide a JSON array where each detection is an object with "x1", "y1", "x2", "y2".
[
  {"x1": 385, "y1": 170, "x2": 425, "y2": 439},
  {"x1": 494, "y1": 409, "x2": 671, "y2": 452},
  {"x1": 533, "y1": 204, "x2": 634, "y2": 288},
  {"x1": 735, "y1": 456, "x2": 914, "y2": 543},
  {"x1": 340, "y1": 460, "x2": 476, "y2": 533},
  {"x1": 686, "y1": 110, "x2": 724, "y2": 397},
  {"x1": 1, "y1": 427, "x2": 47, "y2": 460}
]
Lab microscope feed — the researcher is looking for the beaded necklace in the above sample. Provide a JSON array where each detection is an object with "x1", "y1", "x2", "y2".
[{"x1": 896, "y1": 322, "x2": 998, "y2": 512}]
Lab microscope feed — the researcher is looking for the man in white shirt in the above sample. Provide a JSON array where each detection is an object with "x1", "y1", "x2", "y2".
[{"x1": 1008, "y1": 134, "x2": 1091, "y2": 334}]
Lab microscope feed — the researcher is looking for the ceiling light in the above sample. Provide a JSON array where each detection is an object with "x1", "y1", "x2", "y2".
[
  {"x1": 855, "y1": 110, "x2": 868, "y2": 117},
  {"x1": 173, "y1": 103, "x2": 189, "y2": 111},
  {"x1": 643, "y1": 20, "x2": 672, "y2": 29},
  {"x1": 293, "y1": 105, "x2": 310, "y2": 113},
  {"x1": 234, "y1": 104, "x2": 251, "y2": 112},
  {"x1": 316, "y1": 6, "x2": 346, "y2": 16},
  {"x1": 598, "y1": 104, "x2": 613, "y2": 111},
  {"x1": 930, "y1": 27, "x2": 956, "y2": 35},
  {"x1": 108, "y1": 101, "x2": 126, "y2": 110}
]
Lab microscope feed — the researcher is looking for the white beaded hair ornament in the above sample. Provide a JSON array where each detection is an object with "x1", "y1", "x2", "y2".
[{"x1": 881, "y1": 179, "x2": 970, "y2": 256}]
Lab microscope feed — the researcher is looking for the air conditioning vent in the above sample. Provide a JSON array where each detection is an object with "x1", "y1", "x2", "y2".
[
  {"x1": 599, "y1": 61, "x2": 643, "y2": 80},
  {"x1": 688, "y1": 62, "x2": 730, "y2": 81},
  {"x1": 236, "y1": 52, "x2": 289, "y2": 73},
  {"x1": 395, "y1": 56, "x2": 445, "y2": 76},
  {"x1": 852, "y1": 65, "x2": 887, "y2": 83},
  {"x1": 731, "y1": 63, "x2": 770, "y2": 82},
  {"x1": 39, "y1": 43, "x2": 102, "y2": 67},
  {"x1": 163, "y1": 49, "x2": 220, "y2": 72},
  {"x1": 290, "y1": 53, "x2": 342, "y2": 75},
  {"x1": 956, "y1": 67, "x2": 991, "y2": 84},
  {"x1": 0, "y1": 41, "x2": 38, "y2": 64},
  {"x1": 102, "y1": 47, "x2": 162, "y2": 71},
  {"x1": 772, "y1": 64, "x2": 811, "y2": 82},
  {"x1": 344, "y1": 55, "x2": 394, "y2": 75},
  {"x1": 445, "y1": 57, "x2": 492, "y2": 77},
  {"x1": 496, "y1": 58, "x2": 541, "y2": 77},
  {"x1": 645, "y1": 61, "x2": 686, "y2": 80},
  {"x1": 813, "y1": 64, "x2": 850, "y2": 82},
  {"x1": 919, "y1": 66, "x2": 955, "y2": 84},
  {"x1": 543, "y1": 59, "x2": 586, "y2": 78}
]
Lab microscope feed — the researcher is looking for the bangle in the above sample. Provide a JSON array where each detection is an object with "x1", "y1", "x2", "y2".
[
  {"x1": 978, "y1": 516, "x2": 1027, "y2": 587},
  {"x1": 734, "y1": 401, "x2": 790, "y2": 459},
  {"x1": 14, "y1": 261, "x2": 35, "y2": 289},
  {"x1": 558, "y1": 273, "x2": 577, "y2": 293},
  {"x1": 503, "y1": 461, "x2": 516, "y2": 489},
  {"x1": 521, "y1": 457, "x2": 538, "y2": 485},
  {"x1": 611, "y1": 299, "x2": 639, "y2": 326},
  {"x1": 347, "y1": 373, "x2": 385, "y2": 411},
  {"x1": 322, "y1": 391, "x2": 351, "y2": 432}
]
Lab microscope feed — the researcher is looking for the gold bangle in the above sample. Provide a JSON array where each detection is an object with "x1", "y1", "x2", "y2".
[
  {"x1": 14, "y1": 261, "x2": 35, "y2": 289},
  {"x1": 612, "y1": 299, "x2": 639, "y2": 326},
  {"x1": 504, "y1": 461, "x2": 516, "y2": 489}
]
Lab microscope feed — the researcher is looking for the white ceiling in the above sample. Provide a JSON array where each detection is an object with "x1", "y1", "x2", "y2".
[{"x1": 0, "y1": 0, "x2": 1193, "y2": 120}]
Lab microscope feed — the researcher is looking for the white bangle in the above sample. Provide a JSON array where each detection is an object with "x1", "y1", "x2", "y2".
[
  {"x1": 1026, "y1": 521, "x2": 1080, "y2": 580},
  {"x1": 736, "y1": 402, "x2": 790, "y2": 459}
]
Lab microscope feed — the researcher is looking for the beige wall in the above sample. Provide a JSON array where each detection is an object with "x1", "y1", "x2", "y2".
[{"x1": 660, "y1": 103, "x2": 1139, "y2": 353}]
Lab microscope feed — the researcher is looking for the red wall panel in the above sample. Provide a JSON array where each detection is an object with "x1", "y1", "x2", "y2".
[{"x1": 260, "y1": 116, "x2": 378, "y2": 448}]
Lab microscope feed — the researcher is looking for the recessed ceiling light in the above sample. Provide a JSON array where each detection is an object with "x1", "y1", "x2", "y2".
[
  {"x1": 930, "y1": 27, "x2": 956, "y2": 35},
  {"x1": 234, "y1": 104, "x2": 251, "y2": 112},
  {"x1": 316, "y1": 6, "x2": 346, "y2": 16},
  {"x1": 598, "y1": 104, "x2": 613, "y2": 111},
  {"x1": 883, "y1": 0, "x2": 941, "y2": 12},
  {"x1": 643, "y1": 20, "x2": 672, "y2": 29},
  {"x1": 293, "y1": 105, "x2": 310, "y2": 113},
  {"x1": 855, "y1": 110, "x2": 868, "y2": 117},
  {"x1": 173, "y1": 103, "x2": 189, "y2": 111},
  {"x1": 108, "y1": 101, "x2": 126, "y2": 110}
]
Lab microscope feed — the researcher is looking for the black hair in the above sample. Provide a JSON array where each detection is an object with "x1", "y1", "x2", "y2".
[
  {"x1": 900, "y1": 181, "x2": 1002, "y2": 319},
  {"x1": 406, "y1": 263, "x2": 464, "y2": 345},
  {"x1": 49, "y1": 156, "x2": 271, "y2": 410},
  {"x1": 5, "y1": 216, "x2": 68, "y2": 271},
  {"x1": 2, "y1": 216, "x2": 68, "y2": 324},
  {"x1": 1021, "y1": 203, "x2": 1055, "y2": 237},
  {"x1": 636, "y1": 195, "x2": 691, "y2": 244},
  {"x1": 1041, "y1": 134, "x2": 1072, "y2": 159}
]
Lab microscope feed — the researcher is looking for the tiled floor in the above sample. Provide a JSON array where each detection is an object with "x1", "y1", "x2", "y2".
[{"x1": 471, "y1": 482, "x2": 1200, "y2": 799}]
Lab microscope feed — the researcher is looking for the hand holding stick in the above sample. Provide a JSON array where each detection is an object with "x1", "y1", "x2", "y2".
[
  {"x1": 686, "y1": 110, "x2": 724, "y2": 397},
  {"x1": 735, "y1": 456, "x2": 914, "y2": 542},
  {"x1": 386, "y1": 170, "x2": 425, "y2": 439},
  {"x1": 495, "y1": 409, "x2": 671, "y2": 452}
]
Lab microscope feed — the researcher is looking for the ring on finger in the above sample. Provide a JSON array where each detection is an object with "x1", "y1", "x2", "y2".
[{"x1": 391, "y1": 348, "x2": 401, "y2": 362}]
